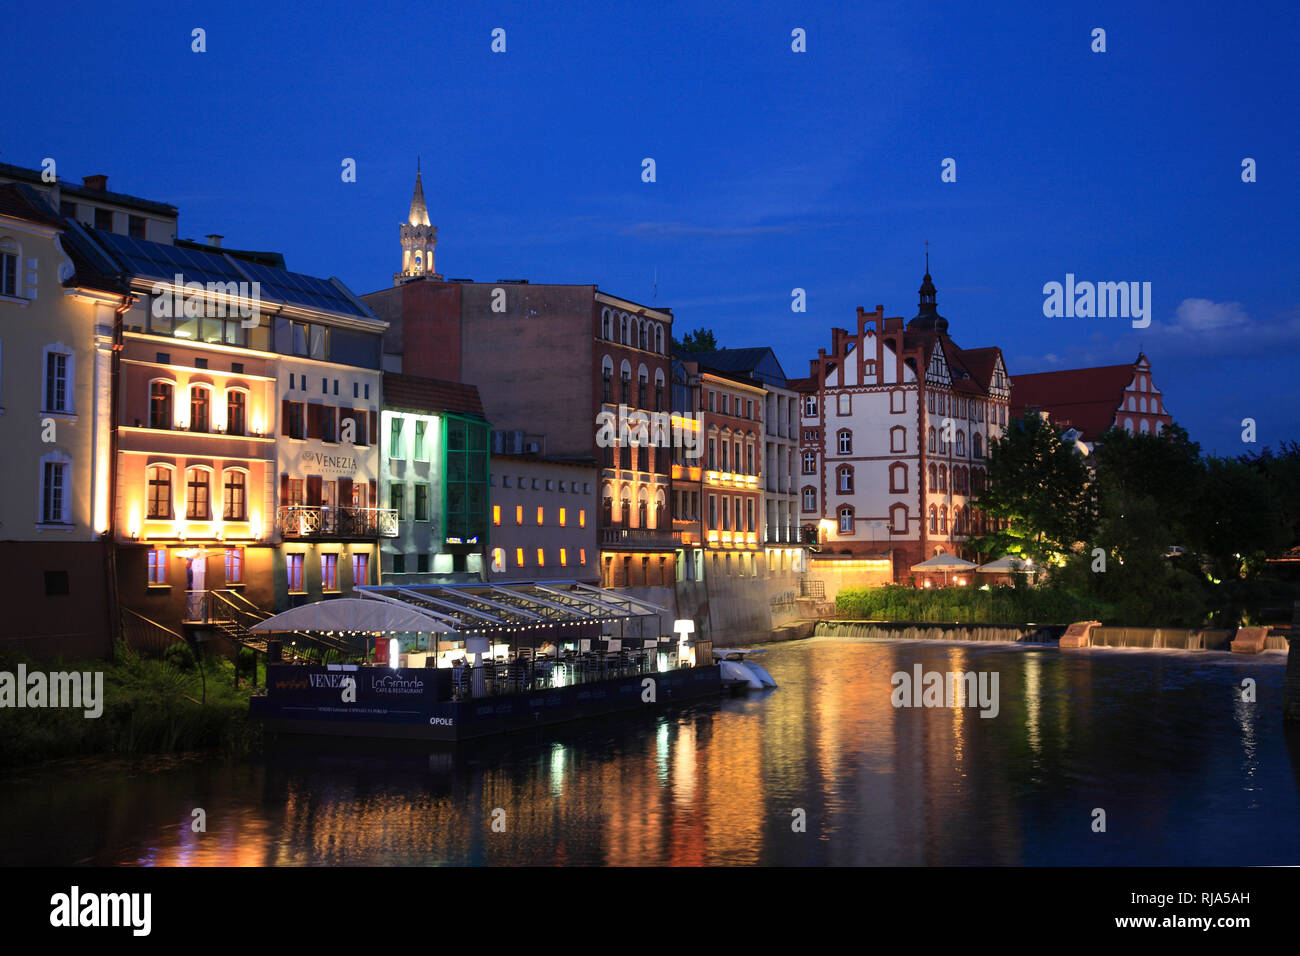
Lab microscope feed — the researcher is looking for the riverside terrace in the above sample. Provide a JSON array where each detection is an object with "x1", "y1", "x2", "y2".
[{"x1": 247, "y1": 582, "x2": 722, "y2": 741}]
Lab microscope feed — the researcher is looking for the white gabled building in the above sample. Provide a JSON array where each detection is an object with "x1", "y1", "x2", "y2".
[{"x1": 797, "y1": 267, "x2": 1012, "y2": 588}]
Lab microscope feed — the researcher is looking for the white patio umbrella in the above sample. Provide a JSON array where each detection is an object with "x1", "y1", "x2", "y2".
[
  {"x1": 975, "y1": 555, "x2": 1032, "y2": 574},
  {"x1": 910, "y1": 552, "x2": 978, "y2": 586}
]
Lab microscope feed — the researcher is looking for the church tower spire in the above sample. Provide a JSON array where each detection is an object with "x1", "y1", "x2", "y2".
[
  {"x1": 908, "y1": 240, "x2": 948, "y2": 334},
  {"x1": 395, "y1": 159, "x2": 439, "y2": 285}
]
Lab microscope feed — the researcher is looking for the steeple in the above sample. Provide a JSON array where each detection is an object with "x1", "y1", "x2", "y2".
[
  {"x1": 908, "y1": 241, "x2": 948, "y2": 334},
  {"x1": 408, "y1": 157, "x2": 431, "y2": 228},
  {"x1": 395, "y1": 159, "x2": 439, "y2": 285}
]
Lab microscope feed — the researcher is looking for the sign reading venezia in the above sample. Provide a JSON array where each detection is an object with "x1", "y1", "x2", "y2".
[{"x1": 301, "y1": 451, "x2": 358, "y2": 473}]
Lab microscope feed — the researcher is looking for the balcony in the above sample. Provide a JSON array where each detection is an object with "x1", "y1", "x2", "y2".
[
  {"x1": 277, "y1": 505, "x2": 398, "y2": 539},
  {"x1": 601, "y1": 527, "x2": 680, "y2": 550}
]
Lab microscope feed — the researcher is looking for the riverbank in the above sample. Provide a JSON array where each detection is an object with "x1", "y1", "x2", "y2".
[{"x1": 0, "y1": 643, "x2": 258, "y2": 770}]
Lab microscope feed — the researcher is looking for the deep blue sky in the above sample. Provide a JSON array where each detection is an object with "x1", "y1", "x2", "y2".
[{"x1": 7, "y1": 0, "x2": 1297, "y2": 455}]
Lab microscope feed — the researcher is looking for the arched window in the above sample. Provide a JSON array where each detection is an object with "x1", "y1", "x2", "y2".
[
  {"x1": 838, "y1": 506, "x2": 854, "y2": 534},
  {"x1": 189, "y1": 384, "x2": 211, "y2": 433},
  {"x1": 1140, "y1": 418, "x2": 1150, "y2": 434},
  {"x1": 654, "y1": 368, "x2": 665, "y2": 411},
  {"x1": 601, "y1": 309, "x2": 611, "y2": 340},
  {"x1": 928, "y1": 505, "x2": 937, "y2": 533},
  {"x1": 225, "y1": 387, "x2": 248, "y2": 436},
  {"x1": 149, "y1": 380, "x2": 175, "y2": 429},
  {"x1": 838, "y1": 465, "x2": 854, "y2": 493},
  {"x1": 928, "y1": 463, "x2": 937, "y2": 491},
  {"x1": 601, "y1": 355, "x2": 614, "y2": 403},
  {"x1": 928, "y1": 426, "x2": 936, "y2": 452},
  {"x1": 890, "y1": 504, "x2": 907, "y2": 534},
  {"x1": 973, "y1": 433, "x2": 983, "y2": 458},
  {"x1": 955, "y1": 430, "x2": 965, "y2": 456},
  {"x1": 185, "y1": 466, "x2": 211, "y2": 519},
  {"x1": 222, "y1": 469, "x2": 247, "y2": 520},
  {"x1": 890, "y1": 426, "x2": 906, "y2": 453},
  {"x1": 939, "y1": 465, "x2": 948, "y2": 492},
  {"x1": 655, "y1": 491, "x2": 666, "y2": 529},
  {"x1": 602, "y1": 484, "x2": 613, "y2": 524},
  {"x1": 890, "y1": 462, "x2": 908, "y2": 493},
  {"x1": 939, "y1": 506, "x2": 947, "y2": 533},
  {"x1": 620, "y1": 488, "x2": 632, "y2": 524},
  {"x1": 656, "y1": 325, "x2": 664, "y2": 354},
  {"x1": 838, "y1": 429, "x2": 852, "y2": 454},
  {"x1": 638, "y1": 364, "x2": 649, "y2": 408},
  {"x1": 1124, "y1": 417, "x2": 1135, "y2": 433},
  {"x1": 890, "y1": 389, "x2": 905, "y2": 413},
  {"x1": 802, "y1": 486, "x2": 816, "y2": 512},
  {"x1": 1139, "y1": 397, "x2": 1147, "y2": 413},
  {"x1": 147, "y1": 465, "x2": 173, "y2": 518},
  {"x1": 620, "y1": 360, "x2": 632, "y2": 404}
]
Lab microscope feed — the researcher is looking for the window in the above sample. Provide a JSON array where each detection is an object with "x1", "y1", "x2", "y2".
[
  {"x1": 321, "y1": 553, "x2": 338, "y2": 591},
  {"x1": 393, "y1": 553, "x2": 406, "y2": 573},
  {"x1": 929, "y1": 463, "x2": 937, "y2": 492},
  {"x1": 186, "y1": 467, "x2": 210, "y2": 519},
  {"x1": 390, "y1": 484, "x2": 404, "y2": 520},
  {"x1": 838, "y1": 465, "x2": 854, "y2": 493},
  {"x1": 973, "y1": 433, "x2": 983, "y2": 458},
  {"x1": 147, "y1": 548, "x2": 167, "y2": 585},
  {"x1": 226, "y1": 390, "x2": 246, "y2": 435},
  {"x1": 536, "y1": 548, "x2": 545, "y2": 567},
  {"x1": 286, "y1": 402, "x2": 305, "y2": 439},
  {"x1": 837, "y1": 393, "x2": 850, "y2": 415},
  {"x1": 955, "y1": 430, "x2": 965, "y2": 456},
  {"x1": 414, "y1": 420, "x2": 427, "y2": 460},
  {"x1": 891, "y1": 504, "x2": 907, "y2": 534},
  {"x1": 890, "y1": 462, "x2": 908, "y2": 493},
  {"x1": 190, "y1": 386, "x2": 210, "y2": 432},
  {"x1": 559, "y1": 507, "x2": 567, "y2": 527},
  {"x1": 147, "y1": 466, "x2": 172, "y2": 518},
  {"x1": 838, "y1": 430, "x2": 852, "y2": 454},
  {"x1": 536, "y1": 506, "x2": 544, "y2": 526},
  {"x1": 939, "y1": 465, "x2": 947, "y2": 492},
  {"x1": 838, "y1": 507, "x2": 853, "y2": 534},
  {"x1": 223, "y1": 470, "x2": 247, "y2": 520},
  {"x1": 128, "y1": 215, "x2": 146, "y2": 239},
  {"x1": 415, "y1": 485, "x2": 429, "y2": 521},
  {"x1": 94, "y1": 207, "x2": 113, "y2": 231},
  {"x1": 747, "y1": 499, "x2": 754, "y2": 534},
  {"x1": 516, "y1": 548, "x2": 525, "y2": 568},
  {"x1": 291, "y1": 322, "x2": 309, "y2": 356},
  {"x1": 890, "y1": 426, "x2": 906, "y2": 453},
  {"x1": 150, "y1": 381, "x2": 173, "y2": 429},
  {"x1": 890, "y1": 389, "x2": 905, "y2": 413},
  {"x1": 41, "y1": 458, "x2": 68, "y2": 524},
  {"x1": 579, "y1": 509, "x2": 586, "y2": 528},
  {"x1": 390, "y1": 417, "x2": 404, "y2": 458},
  {"x1": 515, "y1": 505, "x2": 523, "y2": 525},
  {"x1": 286, "y1": 553, "x2": 304, "y2": 592},
  {"x1": 417, "y1": 554, "x2": 429, "y2": 573},
  {"x1": 286, "y1": 478, "x2": 305, "y2": 506},
  {"x1": 352, "y1": 553, "x2": 369, "y2": 587},
  {"x1": 0, "y1": 239, "x2": 18, "y2": 297},
  {"x1": 928, "y1": 505, "x2": 938, "y2": 533},
  {"x1": 928, "y1": 427, "x2": 936, "y2": 452},
  {"x1": 803, "y1": 395, "x2": 817, "y2": 417},
  {"x1": 224, "y1": 547, "x2": 244, "y2": 584},
  {"x1": 580, "y1": 548, "x2": 587, "y2": 565},
  {"x1": 44, "y1": 349, "x2": 71, "y2": 413},
  {"x1": 802, "y1": 451, "x2": 816, "y2": 474}
]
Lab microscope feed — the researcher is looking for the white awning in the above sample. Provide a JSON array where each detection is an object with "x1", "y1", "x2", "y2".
[
  {"x1": 976, "y1": 556, "x2": 1032, "y2": 573},
  {"x1": 249, "y1": 598, "x2": 456, "y2": 634},
  {"x1": 911, "y1": 553, "x2": 978, "y2": 572}
]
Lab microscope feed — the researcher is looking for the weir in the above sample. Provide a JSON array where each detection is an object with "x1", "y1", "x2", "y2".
[{"x1": 812, "y1": 620, "x2": 1061, "y2": 644}]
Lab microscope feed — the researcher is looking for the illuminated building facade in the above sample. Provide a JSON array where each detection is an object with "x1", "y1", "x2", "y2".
[
  {"x1": 0, "y1": 185, "x2": 127, "y2": 657},
  {"x1": 487, "y1": 454, "x2": 598, "y2": 583},
  {"x1": 798, "y1": 267, "x2": 1011, "y2": 585},
  {"x1": 380, "y1": 372, "x2": 490, "y2": 584}
]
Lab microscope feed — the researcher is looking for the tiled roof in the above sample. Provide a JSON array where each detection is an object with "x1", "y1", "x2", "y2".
[
  {"x1": 383, "y1": 372, "x2": 485, "y2": 419},
  {"x1": 1010, "y1": 363, "x2": 1138, "y2": 438},
  {"x1": 0, "y1": 162, "x2": 178, "y2": 216}
]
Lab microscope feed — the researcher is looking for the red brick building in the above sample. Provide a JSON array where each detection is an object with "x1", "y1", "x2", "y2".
[{"x1": 1011, "y1": 352, "x2": 1172, "y2": 445}]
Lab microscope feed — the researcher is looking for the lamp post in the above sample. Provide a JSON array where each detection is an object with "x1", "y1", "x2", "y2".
[{"x1": 674, "y1": 618, "x2": 695, "y2": 667}]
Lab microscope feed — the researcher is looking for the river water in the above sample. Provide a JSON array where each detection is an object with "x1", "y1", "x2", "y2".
[{"x1": 2, "y1": 637, "x2": 1296, "y2": 866}]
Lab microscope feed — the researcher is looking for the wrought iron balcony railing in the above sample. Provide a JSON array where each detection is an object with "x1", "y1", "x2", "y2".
[
  {"x1": 277, "y1": 505, "x2": 399, "y2": 539},
  {"x1": 600, "y1": 527, "x2": 680, "y2": 549}
]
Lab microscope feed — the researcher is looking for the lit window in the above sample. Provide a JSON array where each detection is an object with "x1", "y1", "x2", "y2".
[
  {"x1": 516, "y1": 505, "x2": 523, "y2": 525},
  {"x1": 559, "y1": 507, "x2": 567, "y2": 527},
  {"x1": 147, "y1": 466, "x2": 172, "y2": 518},
  {"x1": 536, "y1": 506, "x2": 544, "y2": 526},
  {"x1": 147, "y1": 547, "x2": 167, "y2": 585},
  {"x1": 579, "y1": 509, "x2": 586, "y2": 528},
  {"x1": 493, "y1": 505, "x2": 501, "y2": 526},
  {"x1": 536, "y1": 548, "x2": 545, "y2": 567},
  {"x1": 491, "y1": 548, "x2": 505, "y2": 573},
  {"x1": 223, "y1": 470, "x2": 247, "y2": 520},
  {"x1": 224, "y1": 547, "x2": 244, "y2": 584},
  {"x1": 186, "y1": 467, "x2": 210, "y2": 519},
  {"x1": 287, "y1": 553, "x2": 304, "y2": 592},
  {"x1": 580, "y1": 548, "x2": 587, "y2": 565},
  {"x1": 351, "y1": 553, "x2": 369, "y2": 587},
  {"x1": 515, "y1": 548, "x2": 525, "y2": 567},
  {"x1": 559, "y1": 548, "x2": 568, "y2": 567},
  {"x1": 321, "y1": 553, "x2": 338, "y2": 591}
]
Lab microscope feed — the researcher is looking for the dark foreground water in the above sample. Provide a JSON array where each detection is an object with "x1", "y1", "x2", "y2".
[{"x1": 2, "y1": 638, "x2": 1297, "y2": 866}]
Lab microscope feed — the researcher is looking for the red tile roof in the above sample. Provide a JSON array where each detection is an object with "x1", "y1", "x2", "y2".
[
  {"x1": 383, "y1": 372, "x2": 485, "y2": 418},
  {"x1": 1010, "y1": 363, "x2": 1137, "y2": 438}
]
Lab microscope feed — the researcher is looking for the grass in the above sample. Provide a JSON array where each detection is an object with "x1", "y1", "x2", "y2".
[{"x1": 0, "y1": 641, "x2": 259, "y2": 769}]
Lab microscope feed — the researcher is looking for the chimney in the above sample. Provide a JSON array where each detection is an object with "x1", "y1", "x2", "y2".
[
  {"x1": 82, "y1": 174, "x2": 108, "y2": 191},
  {"x1": 206, "y1": 234, "x2": 223, "y2": 248}
]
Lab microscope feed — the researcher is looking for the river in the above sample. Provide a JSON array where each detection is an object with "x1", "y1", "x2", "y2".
[{"x1": 1, "y1": 637, "x2": 1296, "y2": 865}]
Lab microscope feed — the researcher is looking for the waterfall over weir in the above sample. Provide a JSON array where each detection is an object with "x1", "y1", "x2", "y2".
[{"x1": 813, "y1": 621, "x2": 1064, "y2": 644}]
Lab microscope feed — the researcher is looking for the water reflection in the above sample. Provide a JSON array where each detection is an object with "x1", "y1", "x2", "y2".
[{"x1": 0, "y1": 639, "x2": 1295, "y2": 866}]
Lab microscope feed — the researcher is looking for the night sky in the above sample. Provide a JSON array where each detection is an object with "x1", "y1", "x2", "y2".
[{"x1": 8, "y1": 0, "x2": 1297, "y2": 454}]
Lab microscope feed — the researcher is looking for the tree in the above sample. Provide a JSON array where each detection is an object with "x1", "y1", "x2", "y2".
[
  {"x1": 673, "y1": 328, "x2": 718, "y2": 353},
  {"x1": 1090, "y1": 422, "x2": 1202, "y2": 551},
  {"x1": 970, "y1": 412, "x2": 1096, "y2": 567},
  {"x1": 1193, "y1": 457, "x2": 1290, "y2": 582}
]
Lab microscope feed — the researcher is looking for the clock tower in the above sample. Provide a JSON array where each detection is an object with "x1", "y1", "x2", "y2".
[{"x1": 395, "y1": 160, "x2": 439, "y2": 285}]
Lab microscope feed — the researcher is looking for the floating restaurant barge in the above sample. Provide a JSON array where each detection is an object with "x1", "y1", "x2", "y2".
[{"x1": 248, "y1": 581, "x2": 721, "y2": 742}]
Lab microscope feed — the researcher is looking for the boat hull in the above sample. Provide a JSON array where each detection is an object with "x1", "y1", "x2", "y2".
[{"x1": 251, "y1": 663, "x2": 724, "y2": 742}]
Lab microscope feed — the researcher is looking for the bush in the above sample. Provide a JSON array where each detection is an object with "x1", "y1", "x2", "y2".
[
  {"x1": 834, "y1": 584, "x2": 1115, "y2": 625},
  {"x1": 162, "y1": 640, "x2": 197, "y2": 672}
]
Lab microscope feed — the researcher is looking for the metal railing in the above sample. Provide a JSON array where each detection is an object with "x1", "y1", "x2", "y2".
[
  {"x1": 600, "y1": 527, "x2": 679, "y2": 548},
  {"x1": 121, "y1": 607, "x2": 188, "y2": 654},
  {"x1": 449, "y1": 647, "x2": 693, "y2": 701},
  {"x1": 277, "y1": 505, "x2": 399, "y2": 538}
]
